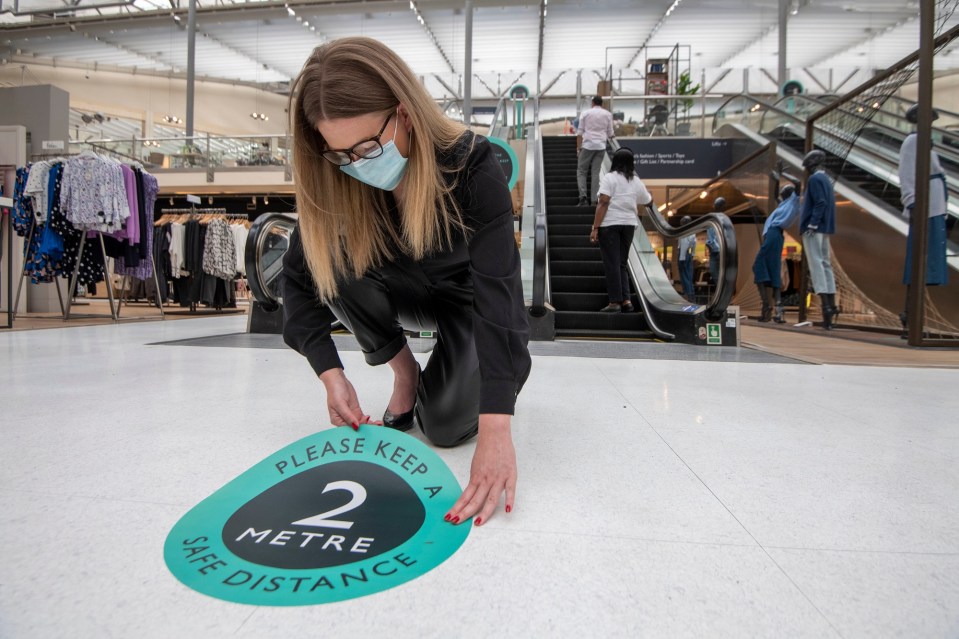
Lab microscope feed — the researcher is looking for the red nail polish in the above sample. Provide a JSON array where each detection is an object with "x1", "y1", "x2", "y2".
[
  {"x1": 351, "y1": 422, "x2": 359, "y2": 431},
  {"x1": 506, "y1": 505, "x2": 512, "y2": 513},
  {"x1": 474, "y1": 517, "x2": 482, "y2": 526},
  {"x1": 444, "y1": 514, "x2": 451, "y2": 522},
  {"x1": 452, "y1": 516, "x2": 460, "y2": 524}
]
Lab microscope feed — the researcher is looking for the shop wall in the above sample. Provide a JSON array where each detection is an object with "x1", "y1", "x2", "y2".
[
  {"x1": 0, "y1": 65, "x2": 288, "y2": 137},
  {"x1": 0, "y1": 85, "x2": 70, "y2": 157}
]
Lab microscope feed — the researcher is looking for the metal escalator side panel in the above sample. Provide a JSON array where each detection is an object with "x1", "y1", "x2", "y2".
[{"x1": 245, "y1": 212, "x2": 298, "y2": 312}]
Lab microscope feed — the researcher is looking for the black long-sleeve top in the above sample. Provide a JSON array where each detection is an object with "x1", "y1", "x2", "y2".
[{"x1": 281, "y1": 132, "x2": 531, "y2": 415}]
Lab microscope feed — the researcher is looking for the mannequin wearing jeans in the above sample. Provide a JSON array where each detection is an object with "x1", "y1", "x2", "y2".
[
  {"x1": 800, "y1": 150, "x2": 838, "y2": 329},
  {"x1": 897, "y1": 104, "x2": 950, "y2": 337},
  {"x1": 677, "y1": 216, "x2": 697, "y2": 301}
]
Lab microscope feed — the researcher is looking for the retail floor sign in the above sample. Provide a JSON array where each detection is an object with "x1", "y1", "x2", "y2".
[{"x1": 164, "y1": 427, "x2": 470, "y2": 606}]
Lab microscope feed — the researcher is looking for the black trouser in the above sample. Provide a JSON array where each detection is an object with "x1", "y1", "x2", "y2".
[
  {"x1": 598, "y1": 225, "x2": 636, "y2": 303},
  {"x1": 326, "y1": 248, "x2": 480, "y2": 448}
]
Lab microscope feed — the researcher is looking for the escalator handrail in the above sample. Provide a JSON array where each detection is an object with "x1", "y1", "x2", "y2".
[
  {"x1": 765, "y1": 94, "x2": 959, "y2": 168},
  {"x1": 805, "y1": 21, "x2": 959, "y2": 153},
  {"x1": 245, "y1": 212, "x2": 297, "y2": 311},
  {"x1": 487, "y1": 96, "x2": 509, "y2": 139},
  {"x1": 720, "y1": 94, "x2": 959, "y2": 206},
  {"x1": 712, "y1": 94, "x2": 805, "y2": 137},
  {"x1": 773, "y1": 93, "x2": 959, "y2": 158},
  {"x1": 530, "y1": 96, "x2": 550, "y2": 316},
  {"x1": 879, "y1": 94, "x2": 959, "y2": 124},
  {"x1": 666, "y1": 142, "x2": 779, "y2": 214},
  {"x1": 719, "y1": 93, "x2": 959, "y2": 173},
  {"x1": 611, "y1": 140, "x2": 738, "y2": 322}
]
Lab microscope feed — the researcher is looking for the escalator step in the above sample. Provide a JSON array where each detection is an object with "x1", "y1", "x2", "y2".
[
  {"x1": 550, "y1": 275, "x2": 607, "y2": 293},
  {"x1": 548, "y1": 205, "x2": 595, "y2": 215},
  {"x1": 552, "y1": 292, "x2": 611, "y2": 311},
  {"x1": 555, "y1": 327, "x2": 657, "y2": 340},
  {"x1": 546, "y1": 212, "x2": 596, "y2": 226},
  {"x1": 551, "y1": 246, "x2": 602, "y2": 260},
  {"x1": 548, "y1": 197, "x2": 583, "y2": 207},
  {"x1": 550, "y1": 260, "x2": 605, "y2": 276},
  {"x1": 549, "y1": 236, "x2": 594, "y2": 248},
  {"x1": 554, "y1": 309, "x2": 648, "y2": 331},
  {"x1": 548, "y1": 223, "x2": 593, "y2": 235}
]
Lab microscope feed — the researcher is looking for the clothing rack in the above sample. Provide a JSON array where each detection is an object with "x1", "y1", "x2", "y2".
[
  {"x1": 154, "y1": 211, "x2": 248, "y2": 316},
  {"x1": 159, "y1": 207, "x2": 230, "y2": 216},
  {"x1": 11, "y1": 214, "x2": 66, "y2": 321},
  {"x1": 17, "y1": 153, "x2": 165, "y2": 323},
  {"x1": 0, "y1": 171, "x2": 13, "y2": 329}
]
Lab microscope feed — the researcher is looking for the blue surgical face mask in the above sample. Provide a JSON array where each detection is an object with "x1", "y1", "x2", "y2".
[{"x1": 338, "y1": 113, "x2": 409, "y2": 191}]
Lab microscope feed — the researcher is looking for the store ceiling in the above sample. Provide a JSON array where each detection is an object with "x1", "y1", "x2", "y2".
[{"x1": 2, "y1": 0, "x2": 958, "y2": 95}]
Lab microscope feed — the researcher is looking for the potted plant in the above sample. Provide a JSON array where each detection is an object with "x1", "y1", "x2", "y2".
[{"x1": 675, "y1": 70, "x2": 701, "y2": 136}]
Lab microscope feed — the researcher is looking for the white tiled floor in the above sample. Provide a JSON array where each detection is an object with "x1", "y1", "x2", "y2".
[{"x1": 1, "y1": 317, "x2": 958, "y2": 638}]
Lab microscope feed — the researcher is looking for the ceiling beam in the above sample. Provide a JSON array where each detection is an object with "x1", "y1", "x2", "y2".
[
  {"x1": 832, "y1": 68, "x2": 860, "y2": 93},
  {"x1": 5, "y1": 52, "x2": 290, "y2": 92},
  {"x1": 800, "y1": 67, "x2": 829, "y2": 93},
  {"x1": 626, "y1": 0, "x2": 685, "y2": 69},
  {"x1": 0, "y1": 0, "x2": 535, "y2": 38},
  {"x1": 538, "y1": 70, "x2": 564, "y2": 97},
  {"x1": 499, "y1": 72, "x2": 525, "y2": 97},
  {"x1": 408, "y1": 0, "x2": 454, "y2": 73},
  {"x1": 759, "y1": 67, "x2": 777, "y2": 86},
  {"x1": 432, "y1": 73, "x2": 461, "y2": 100},
  {"x1": 702, "y1": 68, "x2": 731, "y2": 94},
  {"x1": 536, "y1": 0, "x2": 545, "y2": 89},
  {"x1": 198, "y1": 29, "x2": 295, "y2": 81},
  {"x1": 804, "y1": 14, "x2": 917, "y2": 68},
  {"x1": 474, "y1": 73, "x2": 497, "y2": 97},
  {"x1": 717, "y1": 22, "x2": 777, "y2": 68}
]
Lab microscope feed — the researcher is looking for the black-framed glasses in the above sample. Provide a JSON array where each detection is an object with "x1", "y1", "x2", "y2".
[{"x1": 321, "y1": 112, "x2": 395, "y2": 166}]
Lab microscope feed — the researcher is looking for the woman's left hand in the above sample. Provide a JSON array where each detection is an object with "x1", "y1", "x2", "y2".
[
  {"x1": 446, "y1": 414, "x2": 516, "y2": 527},
  {"x1": 589, "y1": 228, "x2": 598, "y2": 243}
]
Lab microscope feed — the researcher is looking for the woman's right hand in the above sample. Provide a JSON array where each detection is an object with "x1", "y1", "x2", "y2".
[{"x1": 319, "y1": 368, "x2": 370, "y2": 430}]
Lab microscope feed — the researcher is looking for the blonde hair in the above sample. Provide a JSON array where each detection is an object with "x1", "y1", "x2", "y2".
[{"x1": 289, "y1": 36, "x2": 468, "y2": 301}]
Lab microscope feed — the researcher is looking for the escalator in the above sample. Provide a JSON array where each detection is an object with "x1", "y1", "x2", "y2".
[
  {"x1": 245, "y1": 212, "x2": 296, "y2": 333},
  {"x1": 542, "y1": 136, "x2": 655, "y2": 339},
  {"x1": 712, "y1": 93, "x2": 959, "y2": 332},
  {"x1": 717, "y1": 93, "x2": 959, "y2": 216},
  {"x1": 532, "y1": 129, "x2": 738, "y2": 344}
]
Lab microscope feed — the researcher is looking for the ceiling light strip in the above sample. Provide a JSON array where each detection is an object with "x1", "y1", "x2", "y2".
[
  {"x1": 627, "y1": 0, "x2": 684, "y2": 68},
  {"x1": 409, "y1": 0, "x2": 455, "y2": 73},
  {"x1": 537, "y1": 0, "x2": 546, "y2": 75}
]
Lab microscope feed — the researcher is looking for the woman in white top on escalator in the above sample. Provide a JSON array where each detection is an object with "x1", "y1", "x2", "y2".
[{"x1": 588, "y1": 148, "x2": 652, "y2": 313}]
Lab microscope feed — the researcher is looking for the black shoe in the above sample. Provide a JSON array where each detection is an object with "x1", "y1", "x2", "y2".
[
  {"x1": 621, "y1": 301, "x2": 635, "y2": 313},
  {"x1": 773, "y1": 305, "x2": 785, "y2": 324},
  {"x1": 383, "y1": 407, "x2": 416, "y2": 432},
  {"x1": 600, "y1": 303, "x2": 622, "y2": 313},
  {"x1": 383, "y1": 364, "x2": 420, "y2": 432},
  {"x1": 577, "y1": 197, "x2": 588, "y2": 206},
  {"x1": 758, "y1": 305, "x2": 772, "y2": 322}
]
